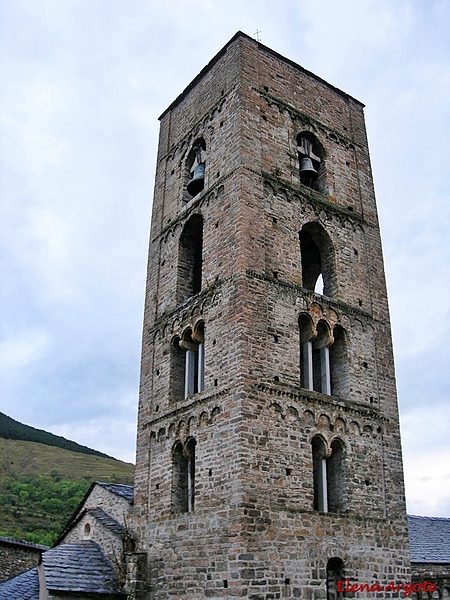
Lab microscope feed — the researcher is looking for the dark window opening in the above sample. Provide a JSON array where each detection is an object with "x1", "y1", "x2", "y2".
[
  {"x1": 299, "y1": 222, "x2": 336, "y2": 297},
  {"x1": 170, "y1": 336, "x2": 185, "y2": 402},
  {"x1": 329, "y1": 326, "x2": 349, "y2": 398},
  {"x1": 327, "y1": 557, "x2": 345, "y2": 599},
  {"x1": 327, "y1": 440, "x2": 346, "y2": 513},
  {"x1": 177, "y1": 214, "x2": 203, "y2": 303}
]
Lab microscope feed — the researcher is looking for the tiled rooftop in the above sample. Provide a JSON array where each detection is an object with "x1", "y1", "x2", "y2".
[{"x1": 408, "y1": 515, "x2": 450, "y2": 563}]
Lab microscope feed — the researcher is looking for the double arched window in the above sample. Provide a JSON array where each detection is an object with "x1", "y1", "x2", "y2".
[
  {"x1": 312, "y1": 436, "x2": 346, "y2": 513},
  {"x1": 172, "y1": 438, "x2": 196, "y2": 513}
]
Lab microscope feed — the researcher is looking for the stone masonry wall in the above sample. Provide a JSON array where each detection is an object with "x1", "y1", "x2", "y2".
[{"x1": 0, "y1": 539, "x2": 45, "y2": 583}]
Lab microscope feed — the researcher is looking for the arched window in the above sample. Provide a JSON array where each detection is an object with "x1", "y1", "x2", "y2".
[
  {"x1": 177, "y1": 214, "x2": 203, "y2": 303},
  {"x1": 299, "y1": 316, "x2": 333, "y2": 395},
  {"x1": 313, "y1": 321, "x2": 332, "y2": 395},
  {"x1": 312, "y1": 436, "x2": 328, "y2": 511},
  {"x1": 172, "y1": 438, "x2": 196, "y2": 514},
  {"x1": 170, "y1": 335, "x2": 185, "y2": 402},
  {"x1": 329, "y1": 326, "x2": 349, "y2": 398},
  {"x1": 179, "y1": 323, "x2": 205, "y2": 398},
  {"x1": 299, "y1": 314, "x2": 314, "y2": 390},
  {"x1": 327, "y1": 439, "x2": 346, "y2": 513},
  {"x1": 312, "y1": 436, "x2": 346, "y2": 513},
  {"x1": 185, "y1": 438, "x2": 196, "y2": 512},
  {"x1": 326, "y1": 557, "x2": 345, "y2": 599},
  {"x1": 297, "y1": 132, "x2": 327, "y2": 193},
  {"x1": 299, "y1": 222, "x2": 337, "y2": 298}
]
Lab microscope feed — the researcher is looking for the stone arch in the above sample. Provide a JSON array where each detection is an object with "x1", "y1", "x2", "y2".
[
  {"x1": 286, "y1": 406, "x2": 299, "y2": 421},
  {"x1": 199, "y1": 411, "x2": 209, "y2": 427},
  {"x1": 349, "y1": 421, "x2": 361, "y2": 436},
  {"x1": 318, "y1": 414, "x2": 331, "y2": 430},
  {"x1": 270, "y1": 402, "x2": 283, "y2": 417},
  {"x1": 334, "y1": 418, "x2": 346, "y2": 433},
  {"x1": 211, "y1": 406, "x2": 221, "y2": 422},
  {"x1": 303, "y1": 410, "x2": 315, "y2": 425}
]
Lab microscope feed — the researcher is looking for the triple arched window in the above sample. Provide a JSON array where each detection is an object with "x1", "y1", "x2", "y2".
[{"x1": 299, "y1": 316, "x2": 348, "y2": 397}]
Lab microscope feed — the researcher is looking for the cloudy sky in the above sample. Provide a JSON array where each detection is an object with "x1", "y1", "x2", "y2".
[{"x1": 1, "y1": 0, "x2": 449, "y2": 517}]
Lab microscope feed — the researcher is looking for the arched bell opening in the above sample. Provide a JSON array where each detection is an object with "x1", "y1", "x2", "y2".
[
  {"x1": 185, "y1": 138, "x2": 206, "y2": 198},
  {"x1": 297, "y1": 132, "x2": 327, "y2": 193}
]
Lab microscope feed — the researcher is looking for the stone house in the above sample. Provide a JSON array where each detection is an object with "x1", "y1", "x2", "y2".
[{"x1": 0, "y1": 482, "x2": 133, "y2": 599}]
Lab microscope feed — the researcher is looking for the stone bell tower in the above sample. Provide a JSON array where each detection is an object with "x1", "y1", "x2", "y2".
[{"x1": 132, "y1": 31, "x2": 410, "y2": 598}]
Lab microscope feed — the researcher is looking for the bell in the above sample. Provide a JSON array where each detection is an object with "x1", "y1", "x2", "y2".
[
  {"x1": 299, "y1": 157, "x2": 318, "y2": 182},
  {"x1": 187, "y1": 162, "x2": 205, "y2": 196}
]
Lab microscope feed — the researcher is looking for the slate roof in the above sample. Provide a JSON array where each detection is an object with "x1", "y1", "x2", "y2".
[
  {"x1": 0, "y1": 541, "x2": 125, "y2": 598},
  {"x1": 408, "y1": 515, "x2": 450, "y2": 563},
  {"x1": 87, "y1": 507, "x2": 127, "y2": 536},
  {"x1": 43, "y1": 541, "x2": 123, "y2": 594},
  {"x1": 96, "y1": 481, "x2": 134, "y2": 502},
  {"x1": 0, "y1": 567, "x2": 39, "y2": 600},
  {"x1": 0, "y1": 536, "x2": 48, "y2": 551}
]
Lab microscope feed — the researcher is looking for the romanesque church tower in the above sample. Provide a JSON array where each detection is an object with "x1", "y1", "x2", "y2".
[{"x1": 131, "y1": 32, "x2": 410, "y2": 598}]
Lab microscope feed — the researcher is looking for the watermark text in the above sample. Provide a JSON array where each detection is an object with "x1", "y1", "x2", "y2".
[{"x1": 337, "y1": 579, "x2": 437, "y2": 597}]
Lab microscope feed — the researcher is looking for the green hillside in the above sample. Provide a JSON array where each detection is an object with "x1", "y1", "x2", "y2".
[
  {"x1": 0, "y1": 411, "x2": 113, "y2": 459},
  {"x1": 0, "y1": 437, "x2": 134, "y2": 546}
]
